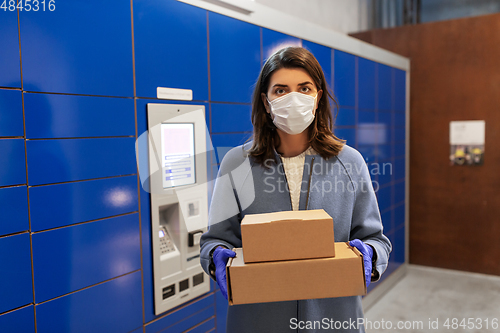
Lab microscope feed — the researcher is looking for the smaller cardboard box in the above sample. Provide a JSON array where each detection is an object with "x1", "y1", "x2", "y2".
[
  {"x1": 226, "y1": 242, "x2": 366, "y2": 306},
  {"x1": 241, "y1": 209, "x2": 335, "y2": 263}
]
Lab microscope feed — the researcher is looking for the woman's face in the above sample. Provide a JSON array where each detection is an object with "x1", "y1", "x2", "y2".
[{"x1": 262, "y1": 67, "x2": 323, "y2": 114}]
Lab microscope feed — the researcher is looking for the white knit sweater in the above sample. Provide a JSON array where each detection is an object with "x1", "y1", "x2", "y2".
[{"x1": 279, "y1": 146, "x2": 316, "y2": 211}]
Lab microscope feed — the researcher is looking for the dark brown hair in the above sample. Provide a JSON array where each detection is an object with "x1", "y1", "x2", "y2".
[{"x1": 247, "y1": 46, "x2": 345, "y2": 166}]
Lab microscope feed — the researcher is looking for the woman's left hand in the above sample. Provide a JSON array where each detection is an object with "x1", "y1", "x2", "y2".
[{"x1": 349, "y1": 239, "x2": 374, "y2": 288}]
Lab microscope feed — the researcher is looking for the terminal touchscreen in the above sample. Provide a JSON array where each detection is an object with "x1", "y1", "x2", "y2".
[{"x1": 160, "y1": 123, "x2": 196, "y2": 189}]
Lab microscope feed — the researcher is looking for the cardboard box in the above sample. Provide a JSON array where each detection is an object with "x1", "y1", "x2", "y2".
[
  {"x1": 226, "y1": 242, "x2": 366, "y2": 305},
  {"x1": 241, "y1": 209, "x2": 335, "y2": 263}
]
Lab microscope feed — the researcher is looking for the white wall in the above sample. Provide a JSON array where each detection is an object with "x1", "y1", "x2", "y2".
[
  {"x1": 180, "y1": 0, "x2": 409, "y2": 69},
  {"x1": 254, "y1": 0, "x2": 371, "y2": 34}
]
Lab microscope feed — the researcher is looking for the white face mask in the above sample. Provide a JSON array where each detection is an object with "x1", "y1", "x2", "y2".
[{"x1": 267, "y1": 92, "x2": 317, "y2": 135}]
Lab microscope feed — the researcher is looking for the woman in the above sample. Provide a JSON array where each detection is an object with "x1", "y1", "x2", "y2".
[{"x1": 200, "y1": 46, "x2": 391, "y2": 333}]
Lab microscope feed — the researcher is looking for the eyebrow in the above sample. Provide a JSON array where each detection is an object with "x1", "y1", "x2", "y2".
[{"x1": 272, "y1": 81, "x2": 314, "y2": 88}]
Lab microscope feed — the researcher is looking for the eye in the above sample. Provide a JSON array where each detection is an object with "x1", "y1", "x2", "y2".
[
  {"x1": 275, "y1": 88, "x2": 286, "y2": 95},
  {"x1": 300, "y1": 86, "x2": 311, "y2": 93}
]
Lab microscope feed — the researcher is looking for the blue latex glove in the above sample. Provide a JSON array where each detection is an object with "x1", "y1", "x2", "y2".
[
  {"x1": 213, "y1": 246, "x2": 236, "y2": 300},
  {"x1": 349, "y1": 239, "x2": 374, "y2": 288}
]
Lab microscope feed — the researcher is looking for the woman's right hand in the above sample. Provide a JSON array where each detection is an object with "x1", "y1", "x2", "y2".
[{"x1": 213, "y1": 246, "x2": 236, "y2": 300}]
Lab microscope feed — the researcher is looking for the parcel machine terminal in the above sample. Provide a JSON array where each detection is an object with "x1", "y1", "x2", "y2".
[{"x1": 147, "y1": 103, "x2": 210, "y2": 315}]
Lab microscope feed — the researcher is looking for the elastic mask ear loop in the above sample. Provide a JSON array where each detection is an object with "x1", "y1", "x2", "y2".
[
  {"x1": 265, "y1": 96, "x2": 274, "y2": 116},
  {"x1": 264, "y1": 96, "x2": 275, "y2": 130}
]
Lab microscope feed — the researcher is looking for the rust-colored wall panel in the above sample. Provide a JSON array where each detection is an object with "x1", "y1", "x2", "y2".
[{"x1": 351, "y1": 13, "x2": 500, "y2": 276}]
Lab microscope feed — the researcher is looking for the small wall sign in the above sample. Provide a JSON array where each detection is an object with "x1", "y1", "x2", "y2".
[{"x1": 449, "y1": 120, "x2": 485, "y2": 166}]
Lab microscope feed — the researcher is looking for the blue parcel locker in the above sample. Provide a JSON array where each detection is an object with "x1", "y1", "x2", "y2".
[
  {"x1": 30, "y1": 176, "x2": 138, "y2": 231},
  {"x1": 335, "y1": 108, "x2": 356, "y2": 127},
  {"x1": 378, "y1": 64, "x2": 393, "y2": 111},
  {"x1": 334, "y1": 50, "x2": 356, "y2": 108},
  {"x1": 0, "y1": 11, "x2": 21, "y2": 88},
  {"x1": 32, "y1": 214, "x2": 140, "y2": 302},
  {"x1": 0, "y1": 234, "x2": 33, "y2": 314},
  {"x1": 24, "y1": 93, "x2": 135, "y2": 139},
  {"x1": 36, "y1": 271, "x2": 142, "y2": 332},
  {"x1": 395, "y1": 68, "x2": 406, "y2": 112},
  {"x1": 0, "y1": 305, "x2": 35, "y2": 333},
  {"x1": 211, "y1": 103, "x2": 252, "y2": 134},
  {"x1": 26, "y1": 137, "x2": 136, "y2": 185},
  {"x1": 358, "y1": 57, "x2": 376, "y2": 111},
  {"x1": 0, "y1": 186, "x2": 29, "y2": 236},
  {"x1": 209, "y1": 12, "x2": 261, "y2": 104},
  {"x1": 0, "y1": 90, "x2": 23, "y2": 137},
  {"x1": 20, "y1": 0, "x2": 133, "y2": 96},
  {"x1": 0, "y1": 139, "x2": 26, "y2": 187},
  {"x1": 134, "y1": 0, "x2": 208, "y2": 100}
]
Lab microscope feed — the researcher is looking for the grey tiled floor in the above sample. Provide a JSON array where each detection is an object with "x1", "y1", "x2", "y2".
[{"x1": 364, "y1": 265, "x2": 500, "y2": 333}]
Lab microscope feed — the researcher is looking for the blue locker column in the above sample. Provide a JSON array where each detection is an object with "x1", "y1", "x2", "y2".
[
  {"x1": 376, "y1": 64, "x2": 397, "y2": 286},
  {"x1": 391, "y1": 68, "x2": 407, "y2": 271},
  {"x1": 134, "y1": 0, "x2": 208, "y2": 100},
  {"x1": 20, "y1": 64, "x2": 139, "y2": 331},
  {"x1": 0, "y1": 89, "x2": 28, "y2": 237},
  {"x1": 375, "y1": 63, "x2": 395, "y2": 264},
  {"x1": 19, "y1": 0, "x2": 133, "y2": 96},
  {"x1": 358, "y1": 58, "x2": 376, "y2": 111},
  {"x1": 375, "y1": 66, "x2": 407, "y2": 285},
  {"x1": 208, "y1": 12, "x2": 259, "y2": 166},
  {"x1": 334, "y1": 50, "x2": 356, "y2": 109},
  {"x1": 0, "y1": 10, "x2": 21, "y2": 88},
  {"x1": 394, "y1": 69, "x2": 407, "y2": 160},
  {"x1": 209, "y1": 12, "x2": 260, "y2": 104},
  {"x1": 0, "y1": 86, "x2": 30, "y2": 322},
  {"x1": 375, "y1": 63, "x2": 394, "y2": 246},
  {"x1": 0, "y1": 234, "x2": 33, "y2": 314},
  {"x1": 377, "y1": 64, "x2": 394, "y2": 163},
  {"x1": 333, "y1": 50, "x2": 356, "y2": 147},
  {"x1": 357, "y1": 57, "x2": 377, "y2": 164}
]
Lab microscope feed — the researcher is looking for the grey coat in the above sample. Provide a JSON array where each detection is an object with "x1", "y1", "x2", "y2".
[{"x1": 200, "y1": 142, "x2": 392, "y2": 333}]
